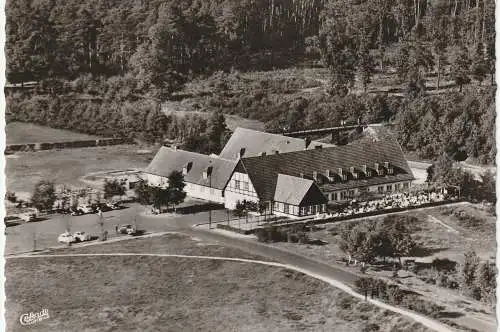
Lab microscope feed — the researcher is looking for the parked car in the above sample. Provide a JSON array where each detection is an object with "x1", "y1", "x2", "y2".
[
  {"x1": 19, "y1": 212, "x2": 37, "y2": 222},
  {"x1": 57, "y1": 232, "x2": 76, "y2": 244},
  {"x1": 118, "y1": 224, "x2": 136, "y2": 235},
  {"x1": 73, "y1": 231, "x2": 92, "y2": 242},
  {"x1": 70, "y1": 208, "x2": 84, "y2": 216},
  {"x1": 106, "y1": 202, "x2": 120, "y2": 210},
  {"x1": 78, "y1": 205, "x2": 95, "y2": 214},
  {"x1": 96, "y1": 203, "x2": 111, "y2": 212}
]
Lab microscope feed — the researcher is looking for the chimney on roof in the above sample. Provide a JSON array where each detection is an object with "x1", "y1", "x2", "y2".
[
  {"x1": 274, "y1": 150, "x2": 279, "y2": 155},
  {"x1": 325, "y1": 169, "x2": 331, "y2": 178},
  {"x1": 239, "y1": 148, "x2": 246, "y2": 158},
  {"x1": 362, "y1": 165, "x2": 367, "y2": 173},
  {"x1": 350, "y1": 166, "x2": 355, "y2": 174},
  {"x1": 300, "y1": 172, "x2": 304, "y2": 178},
  {"x1": 374, "y1": 162, "x2": 380, "y2": 170},
  {"x1": 384, "y1": 161, "x2": 390, "y2": 168},
  {"x1": 260, "y1": 152, "x2": 267, "y2": 156},
  {"x1": 313, "y1": 171, "x2": 318, "y2": 181},
  {"x1": 314, "y1": 145, "x2": 322, "y2": 150},
  {"x1": 338, "y1": 168, "x2": 343, "y2": 175}
]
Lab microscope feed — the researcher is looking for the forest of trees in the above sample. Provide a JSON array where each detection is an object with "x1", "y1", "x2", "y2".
[{"x1": 5, "y1": 0, "x2": 495, "y2": 163}]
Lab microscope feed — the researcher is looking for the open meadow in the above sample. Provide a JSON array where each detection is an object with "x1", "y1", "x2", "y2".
[
  {"x1": 6, "y1": 122, "x2": 102, "y2": 145},
  {"x1": 6, "y1": 234, "x2": 432, "y2": 332},
  {"x1": 6, "y1": 145, "x2": 155, "y2": 199}
]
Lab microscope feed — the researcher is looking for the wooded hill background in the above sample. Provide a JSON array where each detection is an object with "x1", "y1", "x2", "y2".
[{"x1": 5, "y1": 0, "x2": 496, "y2": 163}]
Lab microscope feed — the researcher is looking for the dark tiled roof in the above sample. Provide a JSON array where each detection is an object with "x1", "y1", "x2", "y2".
[
  {"x1": 219, "y1": 127, "x2": 334, "y2": 160},
  {"x1": 241, "y1": 138, "x2": 414, "y2": 201},
  {"x1": 144, "y1": 147, "x2": 237, "y2": 190},
  {"x1": 274, "y1": 174, "x2": 327, "y2": 206}
]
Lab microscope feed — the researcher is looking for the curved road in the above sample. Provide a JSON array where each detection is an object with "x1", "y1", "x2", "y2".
[{"x1": 8, "y1": 252, "x2": 454, "y2": 332}]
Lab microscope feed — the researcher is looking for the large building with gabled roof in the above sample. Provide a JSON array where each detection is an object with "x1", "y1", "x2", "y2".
[
  {"x1": 144, "y1": 146, "x2": 237, "y2": 203},
  {"x1": 143, "y1": 127, "x2": 414, "y2": 218},
  {"x1": 219, "y1": 127, "x2": 334, "y2": 160}
]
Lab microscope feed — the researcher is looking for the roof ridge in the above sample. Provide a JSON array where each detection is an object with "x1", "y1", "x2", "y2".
[{"x1": 159, "y1": 146, "x2": 236, "y2": 163}]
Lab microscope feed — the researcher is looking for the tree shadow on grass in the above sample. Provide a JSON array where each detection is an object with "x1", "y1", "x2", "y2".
[
  {"x1": 436, "y1": 311, "x2": 464, "y2": 319},
  {"x1": 412, "y1": 246, "x2": 450, "y2": 257}
]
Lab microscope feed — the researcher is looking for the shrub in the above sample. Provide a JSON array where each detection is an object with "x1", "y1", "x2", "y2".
[
  {"x1": 362, "y1": 323, "x2": 381, "y2": 332},
  {"x1": 338, "y1": 296, "x2": 354, "y2": 310},
  {"x1": 401, "y1": 295, "x2": 443, "y2": 318}
]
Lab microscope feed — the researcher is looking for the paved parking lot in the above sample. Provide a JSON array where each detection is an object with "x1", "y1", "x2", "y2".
[{"x1": 5, "y1": 204, "x2": 229, "y2": 255}]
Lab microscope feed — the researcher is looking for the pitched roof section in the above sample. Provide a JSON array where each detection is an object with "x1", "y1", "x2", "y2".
[
  {"x1": 241, "y1": 138, "x2": 414, "y2": 201},
  {"x1": 144, "y1": 147, "x2": 237, "y2": 190},
  {"x1": 274, "y1": 174, "x2": 327, "y2": 206},
  {"x1": 219, "y1": 127, "x2": 334, "y2": 160}
]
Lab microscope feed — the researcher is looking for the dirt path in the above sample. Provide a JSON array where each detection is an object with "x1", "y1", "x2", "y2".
[
  {"x1": 427, "y1": 215, "x2": 459, "y2": 233},
  {"x1": 8, "y1": 252, "x2": 455, "y2": 332}
]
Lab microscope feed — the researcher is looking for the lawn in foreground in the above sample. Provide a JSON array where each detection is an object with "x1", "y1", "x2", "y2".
[
  {"x1": 267, "y1": 203, "x2": 496, "y2": 332},
  {"x1": 6, "y1": 254, "x2": 432, "y2": 332},
  {"x1": 6, "y1": 121, "x2": 102, "y2": 145},
  {"x1": 6, "y1": 145, "x2": 154, "y2": 197}
]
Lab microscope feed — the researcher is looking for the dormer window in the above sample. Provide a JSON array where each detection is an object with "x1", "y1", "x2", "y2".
[
  {"x1": 385, "y1": 162, "x2": 394, "y2": 175},
  {"x1": 366, "y1": 170, "x2": 372, "y2": 177},
  {"x1": 349, "y1": 166, "x2": 358, "y2": 179},
  {"x1": 342, "y1": 174, "x2": 348, "y2": 181},
  {"x1": 203, "y1": 171, "x2": 208, "y2": 180},
  {"x1": 325, "y1": 169, "x2": 334, "y2": 182}
]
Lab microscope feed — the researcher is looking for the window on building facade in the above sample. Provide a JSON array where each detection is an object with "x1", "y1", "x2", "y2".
[
  {"x1": 378, "y1": 186, "x2": 384, "y2": 193},
  {"x1": 403, "y1": 182, "x2": 409, "y2": 189},
  {"x1": 235, "y1": 180, "x2": 241, "y2": 190},
  {"x1": 284, "y1": 203, "x2": 290, "y2": 214},
  {"x1": 200, "y1": 186, "x2": 205, "y2": 192},
  {"x1": 348, "y1": 190, "x2": 355, "y2": 197},
  {"x1": 243, "y1": 182, "x2": 249, "y2": 191},
  {"x1": 386, "y1": 184, "x2": 392, "y2": 191},
  {"x1": 210, "y1": 188, "x2": 214, "y2": 195},
  {"x1": 333, "y1": 192, "x2": 338, "y2": 201},
  {"x1": 340, "y1": 191, "x2": 347, "y2": 200},
  {"x1": 300, "y1": 207, "x2": 306, "y2": 216}
]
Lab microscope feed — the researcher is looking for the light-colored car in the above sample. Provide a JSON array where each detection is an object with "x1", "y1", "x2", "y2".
[
  {"x1": 19, "y1": 212, "x2": 37, "y2": 222},
  {"x1": 118, "y1": 224, "x2": 137, "y2": 235},
  {"x1": 78, "y1": 205, "x2": 95, "y2": 214},
  {"x1": 58, "y1": 232, "x2": 76, "y2": 244},
  {"x1": 105, "y1": 202, "x2": 120, "y2": 210},
  {"x1": 73, "y1": 231, "x2": 91, "y2": 242}
]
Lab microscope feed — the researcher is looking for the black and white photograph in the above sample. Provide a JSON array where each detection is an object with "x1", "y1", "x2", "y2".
[{"x1": 2, "y1": 0, "x2": 497, "y2": 331}]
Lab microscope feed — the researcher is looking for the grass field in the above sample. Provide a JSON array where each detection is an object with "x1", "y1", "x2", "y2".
[
  {"x1": 6, "y1": 122, "x2": 102, "y2": 145},
  {"x1": 6, "y1": 234, "x2": 432, "y2": 332},
  {"x1": 268, "y1": 203, "x2": 496, "y2": 332},
  {"x1": 6, "y1": 145, "x2": 155, "y2": 198}
]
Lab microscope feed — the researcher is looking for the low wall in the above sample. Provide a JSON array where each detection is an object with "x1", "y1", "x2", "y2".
[
  {"x1": 218, "y1": 199, "x2": 463, "y2": 234},
  {"x1": 217, "y1": 224, "x2": 255, "y2": 235},
  {"x1": 6, "y1": 138, "x2": 134, "y2": 152},
  {"x1": 163, "y1": 203, "x2": 224, "y2": 215},
  {"x1": 304, "y1": 199, "x2": 463, "y2": 227}
]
